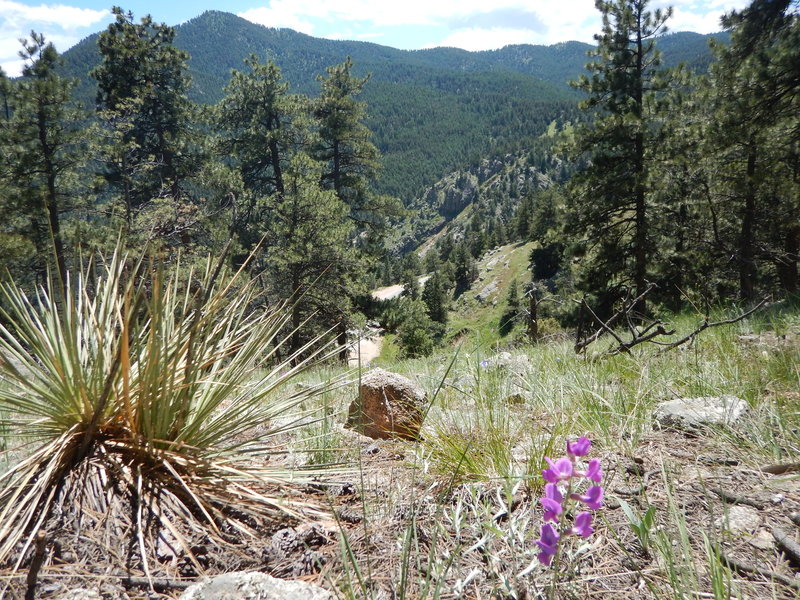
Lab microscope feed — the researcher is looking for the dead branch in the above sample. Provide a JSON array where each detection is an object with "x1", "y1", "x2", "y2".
[
  {"x1": 772, "y1": 527, "x2": 800, "y2": 569},
  {"x1": 574, "y1": 288, "x2": 769, "y2": 356},
  {"x1": 719, "y1": 549, "x2": 800, "y2": 591},
  {"x1": 574, "y1": 283, "x2": 676, "y2": 355},
  {"x1": 655, "y1": 296, "x2": 770, "y2": 351}
]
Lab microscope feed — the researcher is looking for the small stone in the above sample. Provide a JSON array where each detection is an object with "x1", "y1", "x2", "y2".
[
  {"x1": 54, "y1": 590, "x2": 101, "y2": 600},
  {"x1": 749, "y1": 528, "x2": 774, "y2": 550},
  {"x1": 715, "y1": 505, "x2": 761, "y2": 533},
  {"x1": 771, "y1": 493, "x2": 784, "y2": 504}
]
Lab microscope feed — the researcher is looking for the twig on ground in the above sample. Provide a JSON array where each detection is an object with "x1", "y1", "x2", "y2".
[
  {"x1": 709, "y1": 487, "x2": 766, "y2": 510},
  {"x1": 719, "y1": 550, "x2": 800, "y2": 591},
  {"x1": 772, "y1": 527, "x2": 800, "y2": 569},
  {"x1": 761, "y1": 462, "x2": 800, "y2": 475},
  {"x1": 123, "y1": 576, "x2": 193, "y2": 591},
  {"x1": 24, "y1": 530, "x2": 47, "y2": 600}
]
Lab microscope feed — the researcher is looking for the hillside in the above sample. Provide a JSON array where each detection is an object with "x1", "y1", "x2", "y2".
[{"x1": 56, "y1": 11, "x2": 723, "y2": 203}]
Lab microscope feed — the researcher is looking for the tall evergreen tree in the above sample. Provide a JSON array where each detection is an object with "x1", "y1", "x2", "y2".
[
  {"x1": 217, "y1": 55, "x2": 307, "y2": 253},
  {"x1": 705, "y1": 0, "x2": 799, "y2": 299},
  {"x1": 262, "y1": 154, "x2": 360, "y2": 355},
  {"x1": 0, "y1": 34, "x2": 88, "y2": 287},
  {"x1": 566, "y1": 0, "x2": 672, "y2": 314},
  {"x1": 312, "y1": 57, "x2": 398, "y2": 234},
  {"x1": 92, "y1": 7, "x2": 199, "y2": 234}
]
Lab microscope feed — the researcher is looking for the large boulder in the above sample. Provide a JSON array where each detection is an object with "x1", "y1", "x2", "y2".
[
  {"x1": 179, "y1": 571, "x2": 332, "y2": 600},
  {"x1": 345, "y1": 368, "x2": 427, "y2": 440}
]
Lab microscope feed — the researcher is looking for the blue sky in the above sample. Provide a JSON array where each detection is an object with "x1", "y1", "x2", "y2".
[{"x1": 1, "y1": 0, "x2": 749, "y2": 76}]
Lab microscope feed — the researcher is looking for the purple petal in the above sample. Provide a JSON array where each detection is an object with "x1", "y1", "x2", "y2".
[
  {"x1": 544, "y1": 457, "x2": 574, "y2": 480},
  {"x1": 544, "y1": 483, "x2": 563, "y2": 502},
  {"x1": 572, "y1": 511, "x2": 594, "y2": 538},
  {"x1": 536, "y1": 550, "x2": 554, "y2": 566},
  {"x1": 539, "y1": 522, "x2": 560, "y2": 546},
  {"x1": 567, "y1": 437, "x2": 591, "y2": 457},
  {"x1": 535, "y1": 523, "x2": 559, "y2": 565},
  {"x1": 541, "y1": 498, "x2": 562, "y2": 522},
  {"x1": 542, "y1": 468, "x2": 558, "y2": 483},
  {"x1": 584, "y1": 459, "x2": 603, "y2": 483},
  {"x1": 571, "y1": 485, "x2": 604, "y2": 510}
]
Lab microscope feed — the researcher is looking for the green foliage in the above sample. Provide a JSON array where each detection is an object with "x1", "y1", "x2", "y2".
[
  {"x1": 262, "y1": 153, "x2": 360, "y2": 353},
  {"x1": 617, "y1": 497, "x2": 657, "y2": 554},
  {"x1": 0, "y1": 34, "x2": 89, "y2": 287},
  {"x1": 92, "y1": 7, "x2": 203, "y2": 244},
  {"x1": 422, "y1": 271, "x2": 450, "y2": 325},
  {"x1": 565, "y1": 0, "x2": 673, "y2": 314}
]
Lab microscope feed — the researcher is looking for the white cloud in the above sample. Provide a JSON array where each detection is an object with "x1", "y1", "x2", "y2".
[
  {"x1": 237, "y1": 6, "x2": 316, "y2": 35},
  {"x1": 656, "y1": 0, "x2": 749, "y2": 33},
  {"x1": 0, "y1": 1, "x2": 108, "y2": 30},
  {"x1": 434, "y1": 27, "x2": 541, "y2": 51},
  {"x1": 240, "y1": 0, "x2": 750, "y2": 51},
  {"x1": 0, "y1": 1, "x2": 110, "y2": 76}
]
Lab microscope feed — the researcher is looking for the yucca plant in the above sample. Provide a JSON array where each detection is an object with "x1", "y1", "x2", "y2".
[{"x1": 0, "y1": 248, "x2": 336, "y2": 582}]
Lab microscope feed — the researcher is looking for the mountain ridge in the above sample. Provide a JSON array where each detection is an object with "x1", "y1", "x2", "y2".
[{"x1": 55, "y1": 10, "x2": 725, "y2": 202}]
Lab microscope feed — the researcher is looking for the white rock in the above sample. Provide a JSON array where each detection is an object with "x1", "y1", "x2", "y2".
[
  {"x1": 653, "y1": 395, "x2": 747, "y2": 431},
  {"x1": 179, "y1": 571, "x2": 333, "y2": 600}
]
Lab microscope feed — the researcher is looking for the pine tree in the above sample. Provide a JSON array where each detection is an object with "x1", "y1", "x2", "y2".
[
  {"x1": 217, "y1": 55, "x2": 307, "y2": 253},
  {"x1": 421, "y1": 271, "x2": 449, "y2": 325},
  {"x1": 0, "y1": 34, "x2": 88, "y2": 287},
  {"x1": 705, "y1": 0, "x2": 799, "y2": 299},
  {"x1": 567, "y1": 0, "x2": 672, "y2": 315},
  {"x1": 92, "y1": 7, "x2": 200, "y2": 233},
  {"x1": 312, "y1": 57, "x2": 399, "y2": 234},
  {"x1": 262, "y1": 153, "x2": 360, "y2": 355}
]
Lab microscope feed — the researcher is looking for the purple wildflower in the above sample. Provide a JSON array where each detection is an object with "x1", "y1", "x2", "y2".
[
  {"x1": 571, "y1": 485, "x2": 604, "y2": 510},
  {"x1": 540, "y1": 483, "x2": 564, "y2": 522},
  {"x1": 535, "y1": 523, "x2": 560, "y2": 566},
  {"x1": 535, "y1": 437, "x2": 604, "y2": 571},
  {"x1": 567, "y1": 436, "x2": 592, "y2": 457},
  {"x1": 582, "y1": 458, "x2": 603, "y2": 483},
  {"x1": 571, "y1": 512, "x2": 594, "y2": 538},
  {"x1": 542, "y1": 457, "x2": 573, "y2": 483}
]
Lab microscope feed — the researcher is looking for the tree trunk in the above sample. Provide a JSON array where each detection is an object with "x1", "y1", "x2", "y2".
[
  {"x1": 739, "y1": 144, "x2": 758, "y2": 301},
  {"x1": 38, "y1": 100, "x2": 67, "y2": 288}
]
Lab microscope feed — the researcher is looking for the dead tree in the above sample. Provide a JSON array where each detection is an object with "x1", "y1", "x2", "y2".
[{"x1": 574, "y1": 285, "x2": 769, "y2": 355}]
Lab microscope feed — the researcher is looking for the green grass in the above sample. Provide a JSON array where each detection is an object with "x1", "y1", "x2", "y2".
[
  {"x1": 294, "y1": 302, "x2": 800, "y2": 600},
  {"x1": 3, "y1": 251, "x2": 798, "y2": 599}
]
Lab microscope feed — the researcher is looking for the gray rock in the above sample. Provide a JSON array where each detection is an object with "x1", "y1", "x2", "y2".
[
  {"x1": 345, "y1": 368, "x2": 427, "y2": 440},
  {"x1": 54, "y1": 590, "x2": 102, "y2": 600},
  {"x1": 714, "y1": 505, "x2": 761, "y2": 533},
  {"x1": 475, "y1": 281, "x2": 498, "y2": 303},
  {"x1": 654, "y1": 395, "x2": 747, "y2": 431},
  {"x1": 482, "y1": 352, "x2": 532, "y2": 374},
  {"x1": 179, "y1": 571, "x2": 333, "y2": 600}
]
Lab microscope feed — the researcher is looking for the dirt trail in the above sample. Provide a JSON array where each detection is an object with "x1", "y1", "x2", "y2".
[
  {"x1": 348, "y1": 335, "x2": 382, "y2": 365},
  {"x1": 371, "y1": 276, "x2": 430, "y2": 301}
]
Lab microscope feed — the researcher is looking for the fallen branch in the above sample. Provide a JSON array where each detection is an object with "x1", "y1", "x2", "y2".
[
  {"x1": 123, "y1": 576, "x2": 193, "y2": 592},
  {"x1": 719, "y1": 550, "x2": 800, "y2": 591},
  {"x1": 710, "y1": 487, "x2": 766, "y2": 510},
  {"x1": 772, "y1": 527, "x2": 800, "y2": 569},
  {"x1": 574, "y1": 288, "x2": 769, "y2": 356},
  {"x1": 574, "y1": 284, "x2": 659, "y2": 354},
  {"x1": 24, "y1": 531, "x2": 47, "y2": 600}
]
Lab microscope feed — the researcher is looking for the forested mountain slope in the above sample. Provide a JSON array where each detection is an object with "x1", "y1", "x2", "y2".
[{"x1": 56, "y1": 10, "x2": 722, "y2": 202}]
